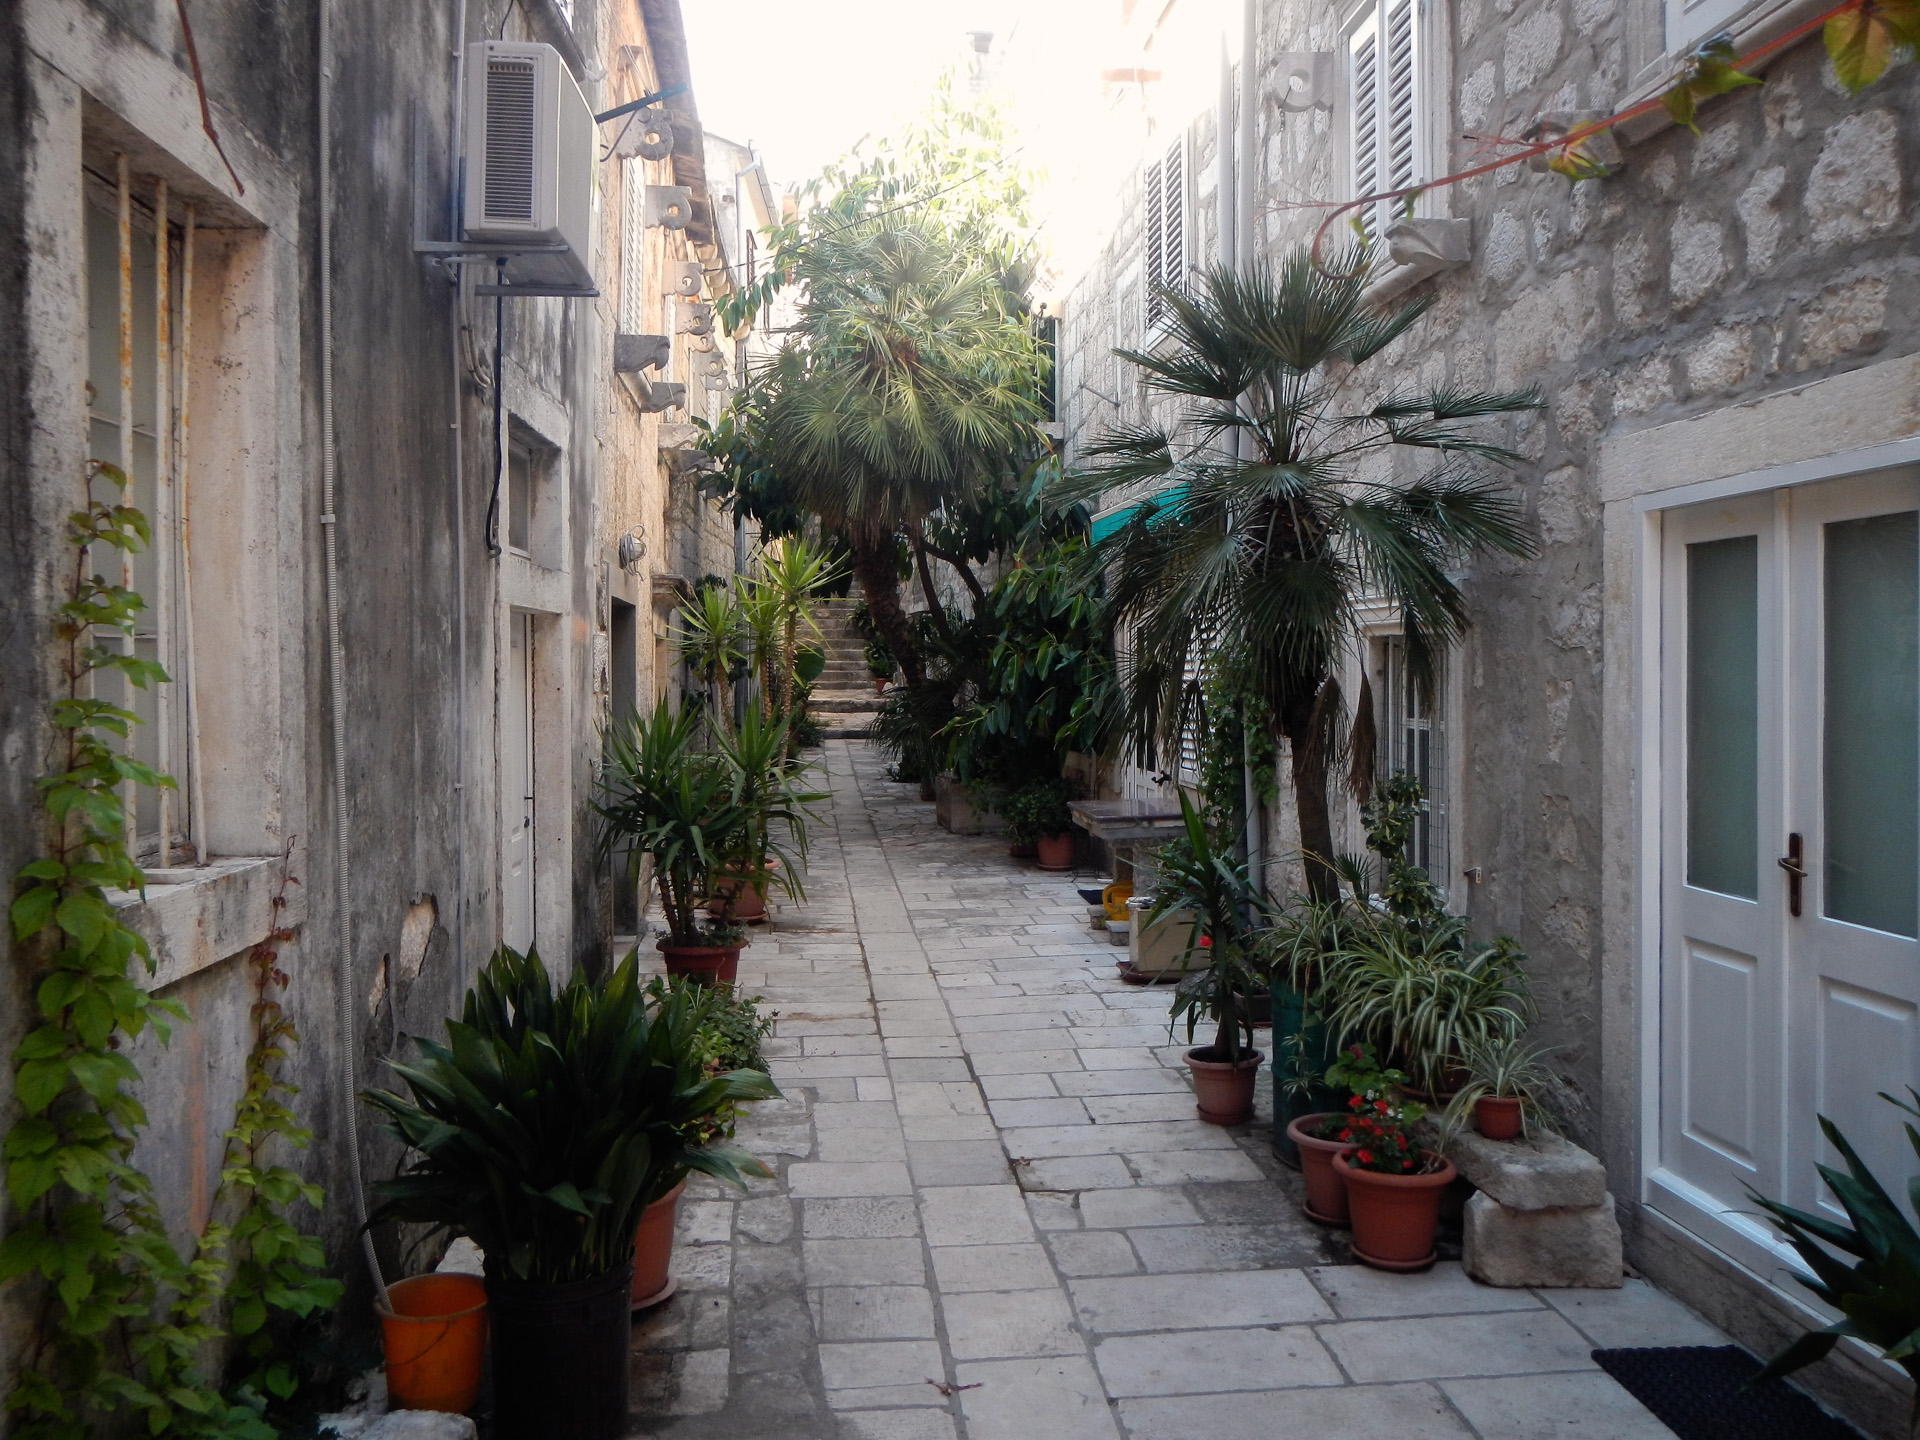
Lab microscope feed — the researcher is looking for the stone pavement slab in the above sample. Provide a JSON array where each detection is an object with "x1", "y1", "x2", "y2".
[{"x1": 623, "y1": 741, "x2": 1714, "y2": 1440}]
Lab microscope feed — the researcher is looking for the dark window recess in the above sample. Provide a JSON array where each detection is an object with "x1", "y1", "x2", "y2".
[{"x1": 508, "y1": 439, "x2": 533, "y2": 554}]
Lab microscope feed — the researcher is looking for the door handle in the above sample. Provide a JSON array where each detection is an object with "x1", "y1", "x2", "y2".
[{"x1": 1778, "y1": 832, "x2": 1806, "y2": 918}]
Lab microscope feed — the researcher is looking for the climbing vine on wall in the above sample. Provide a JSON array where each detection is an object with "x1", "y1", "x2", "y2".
[
  {"x1": 1311, "y1": 0, "x2": 1920, "y2": 261},
  {"x1": 3, "y1": 461, "x2": 339, "y2": 1439}
]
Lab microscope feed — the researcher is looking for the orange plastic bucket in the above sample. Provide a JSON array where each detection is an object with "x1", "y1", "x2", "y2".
[{"x1": 379, "y1": 1272, "x2": 488, "y2": 1413}]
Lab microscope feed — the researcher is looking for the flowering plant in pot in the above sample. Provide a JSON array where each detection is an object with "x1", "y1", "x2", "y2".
[
  {"x1": 1439, "y1": 1032, "x2": 1562, "y2": 1143},
  {"x1": 362, "y1": 947, "x2": 777, "y2": 1438},
  {"x1": 1285, "y1": 1043, "x2": 1409, "y2": 1227},
  {"x1": 1155, "y1": 792, "x2": 1270, "y2": 1124},
  {"x1": 1329, "y1": 1080, "x2": 1456, "y2": 1272},
  {"x1": 595, "y1": 696, "x2": 752, "y2": 981}
]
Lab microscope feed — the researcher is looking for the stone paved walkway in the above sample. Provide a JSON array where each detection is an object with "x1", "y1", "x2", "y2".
[{"x1": 628, "y1": 740, "x2": 1727, "y2": 1439}]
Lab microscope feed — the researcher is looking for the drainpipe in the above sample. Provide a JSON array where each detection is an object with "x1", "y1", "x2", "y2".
[
  {"x1": 319, "y1": 0, "x2": 388, "y2": 1307},
  {"x1": 449, "y1": 0, "x2": 470, "y2": 991}
]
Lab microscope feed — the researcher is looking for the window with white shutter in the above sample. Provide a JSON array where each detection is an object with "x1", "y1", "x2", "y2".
[
  {"x1": 1346, "y1": 0, "x2": 1421, "y2": 244},
  {"x1": 1141, "y1": 137, "x2": 1186, "y2": 333},
  {"x1": 620, "y1": 158, "x2": 647, "y2": 334}
]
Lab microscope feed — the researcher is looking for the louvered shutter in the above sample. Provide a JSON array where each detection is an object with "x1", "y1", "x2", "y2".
[
  {"x1": 621, "y1": 158, "x2": 645, "y2": 333},
  {"x1": 1349, "y1": 0, "x2": 1419, "y2": 242},
  {"x1": 1143, "y1": 139, "x2": 1185, "y2": 331}
]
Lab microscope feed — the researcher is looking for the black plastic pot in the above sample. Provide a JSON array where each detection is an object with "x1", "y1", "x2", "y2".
[{"x1": 487, "y1": 1262, "x2": 633, "y2": 1440}]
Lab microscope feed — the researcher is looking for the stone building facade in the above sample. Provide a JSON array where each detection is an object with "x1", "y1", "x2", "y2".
[
  {"x1": 0, "y1": 0, "x2": 746, "y2": 1379},
  {"x1": 1046, "y1": 0, "x2": 1919, "y2": 1431}
]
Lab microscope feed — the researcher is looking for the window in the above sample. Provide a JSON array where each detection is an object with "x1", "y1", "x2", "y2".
[
  {"x1": 1666, "y1": 0, "x2": 1762, "y2": 52},
  {"x1": 620, "y1": 157, "x2": 648, "y2": 334},
  {"x1": 1142, "y1": 137, "x2": 1186, "y2": 332},
  {"x1": 506, "y1": 421, "x2": 560, "y2": 564},
  {"x1": 1374, "y1": 635, "x2": 1447, "y2": 886},
  {"x1": 85, "y1": 165, "x2": 194, "y2": 864},
  {"x1": 1347, "y1": 0, "x2": 1421, "y2": 243}
]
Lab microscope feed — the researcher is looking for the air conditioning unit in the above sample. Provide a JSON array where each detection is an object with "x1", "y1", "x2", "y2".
[{"x1": 462, "y1": 41, "x2": 593, "y2": 291}]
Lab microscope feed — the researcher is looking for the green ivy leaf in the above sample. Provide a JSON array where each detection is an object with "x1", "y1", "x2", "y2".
[
  {"x1": 1661, "y1": 34, "x2": 1762, "y2": 134},
  {"x1": 53, "y1": 893, "x2": 110, "y2": 955},
  {"x1": 14, "y1": 1057, "x2": 71, "y2": 1115},
  {"x1": 1825, "y1": 1, "x2": 1920, "y2": 91},
  {"x1": 11, "y1": 884, "x2": 58, "y2": 940}
]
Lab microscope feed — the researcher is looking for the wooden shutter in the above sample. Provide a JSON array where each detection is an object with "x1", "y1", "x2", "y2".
[
  {"x1": 1143, "y1": 154, "x2": 1166, "y2": 329},
  {"x1": 620, "y1": 158, "x2": 646, "y2": 333},
  {"x1": 1349, "y1": 11, "x2": 1381, "y2": 240},
  {"x1": 1383, "y1": 0, "x2": 1419, "y2": 201}
]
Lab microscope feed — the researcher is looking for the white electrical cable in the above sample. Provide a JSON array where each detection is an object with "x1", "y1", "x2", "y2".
[{"x1": 319, "y1": 0, "x2": 388, "y2": 1307}]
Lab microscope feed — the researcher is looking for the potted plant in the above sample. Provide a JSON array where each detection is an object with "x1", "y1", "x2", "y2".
[
  {"x1": 1330, "y1": 1085, "x2": 1456, "y2": 1272},
  {"x1": 631, "y1": 976, "x2": 777, "y2": 1307},
  {"x1": 706, "y1": 706, "x2": 827, "y2": 924},
  {"x1": 866, "y1": 637, "x2": 896, "y2": 694},
  {"x1": 1440, "y1": 1032, "x2": 1563, "y2": 1142},
  {"x1": 1000, "y1": 779, "x2": 1075, "y2": 866},
  {"x1": 1284, "y1": 1043, "x2": 1409, "y2": 1227},
  {"x1": 1156, "y1": 793, "x2": 1269, "y2": 1125},
  {"x1": 596, "y1": 696, "x2": 752, "y2": 982},
  {"x1": 363, "y1": 947, "x2": 777, "y2": 1439}
]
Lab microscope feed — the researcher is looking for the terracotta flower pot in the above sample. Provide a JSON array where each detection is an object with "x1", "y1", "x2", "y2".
[
  {"x1": 1035, "y1": 833, "x2": 1076, "y2": 872},
  {"x1": 1334, "y1": 1150, "x2": 1456, "y2": 1272},
  {"x1": 656, "y1": 938, "x2": 740, "y2": 985},
  {"x1": 1284, "y1": 1113, "x2": 1351, "y2": 1225},
  {"x1": 707, "y1": 859, "x2": 777, "y2": 923},
  {"x1": 1183, "y1": 1046, "x2": 1264, "y2": 1125},
  {"x1": 630, "y1": 1178, "x2": 687, "y2": 1309},
  {"x1": 379, "y1": 1273, "x2": 488, "y2": 1414},
  {"x1": 1474, "y1": 1095, "x2": 1523, "y2": 1141},
  {"x1": 872, "y1": 675, "x2": 888, "y2": 695}
]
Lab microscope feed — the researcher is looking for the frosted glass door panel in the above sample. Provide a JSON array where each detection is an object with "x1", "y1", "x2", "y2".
[
  {"x1": 1688, "y1": 536, "x2": 1760, "y2": 900},
  {"x1": 1823, "y1": 512, "x2": 1919, "y2": 938}
]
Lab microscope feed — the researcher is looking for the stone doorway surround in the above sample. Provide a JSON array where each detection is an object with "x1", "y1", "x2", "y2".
[{"x1": 626, "y1": 740, "x2": 1726, "y2": 1439}]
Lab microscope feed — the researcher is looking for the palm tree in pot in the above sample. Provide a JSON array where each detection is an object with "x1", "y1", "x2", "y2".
[
  {"x1": 595, "y1": 697, "x2": 751, "y2": 982},
  {"x1": 1057, "y1": 249, "x2": 1537, "y2": 904},
  {"x1": 362, "y1": 947, "x2": 776, "y2": 1439},
  {"x1": 1155, "y1": 793, "x2": 1271, "y2": 1125}
]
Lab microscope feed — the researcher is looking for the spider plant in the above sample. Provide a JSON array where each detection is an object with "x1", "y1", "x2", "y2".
[
  {"x1": 1317, "y1": 911, "x2": 1533, "y2": 1097},
  {"x1": 1438, "y1": 1032, "x2": 1563, "y2": 1141},
  {"x1": 363, "y1": 947, "x2": 777, "y2": 1285}
]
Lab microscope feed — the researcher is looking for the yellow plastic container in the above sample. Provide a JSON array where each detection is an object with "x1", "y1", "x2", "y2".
[{"x1": 1102, "y1": 881, "x2": 1134, "y2": 923}]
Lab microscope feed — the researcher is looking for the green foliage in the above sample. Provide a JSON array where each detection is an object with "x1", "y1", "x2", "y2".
[
  {"x1": 718, "y1": 703, "x2": 829, "y2": 902},
  {"x1": 998, "y1": 780, "x2": 1073, "y2": 848},
  {"x1": 865, "y1": 639, "x2": 897, "y2": 679},
  {"x1": 363, "y1": 948, "x2": 778, "y2": 1286},
  {"x1": 1826, "y1": 0, "x2": 1920, "y2": 93},
  {"x1": 1660, "y1": 34, "x2": 1763, "y2": 134},
  {"x1": 1359, "y1": 772, "x2": 1447, "y2": 924},
  {"x1": 1750, "y1": 1090, "x2": 1920, "y2": 1414},
  {"x1": 1153, "y1": 793, "x2": 1272, "y2": 1065},
  {"x1": 5, "y1": 463, "x2": 336, "y2": 1438},
  {"x1": 1438, "y1": 1032, "x2": 1565, "y2": 1142},
  {"x1": 673, "y1": 586, "x2": 749, "y2": 735},
  {"x1": 1058, "y1": 251, "x2": 1536, "y2": 900}
]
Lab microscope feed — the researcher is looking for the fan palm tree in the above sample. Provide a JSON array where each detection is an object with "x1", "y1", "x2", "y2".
[
  {"x1": 753, "y1": 212, "x2": 1044, "y2": 688},
  {"x1": 1058, "y1": 250, "x2": 1537, "y2": 902}
]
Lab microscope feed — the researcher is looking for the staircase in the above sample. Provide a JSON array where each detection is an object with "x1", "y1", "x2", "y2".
[{"x1": 809, "y1": 598, "x2": 886, "y2": 740}]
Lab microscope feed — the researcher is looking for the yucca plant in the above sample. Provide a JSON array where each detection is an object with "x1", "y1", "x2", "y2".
[
  {"x1": 1751, "y1": 1091, "x2": 1920, "y2": 1420},
  {"x1": 673, "y1": 586, "x2": 748, "y2": 737},
  {"x1": 1056, "y1": 248, "x2": 1537, "y2": 901},
  {"x1": 717, "y1": 704, "x2": 828, "y2": 904},
  {"x1": 362, "y1": 947, "x2": 776, "y2": 1285},
  {"x1": 1154, "y1": 792, "x2": 1272, "y2": 1066},
  {"x1": 594, "y1": 697, "x2": 750, "y2": 946}
]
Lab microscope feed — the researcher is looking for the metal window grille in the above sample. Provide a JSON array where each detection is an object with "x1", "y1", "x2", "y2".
[
  {"x1": 84, "y1": 160, "x2": 204, "y2": 865},
  {"x1": 1376, "y1": 635, "x2": 1447, "y2": 890}
]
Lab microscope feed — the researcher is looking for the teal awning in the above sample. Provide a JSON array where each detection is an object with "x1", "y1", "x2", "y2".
[{"x1": 1089, "y1": 486, "x2": 1185, "y2": 542}]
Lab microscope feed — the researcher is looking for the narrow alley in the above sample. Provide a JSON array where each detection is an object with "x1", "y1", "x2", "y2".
[{"x1": 631, "y1": 742, "x2": 1725, "y2": 1440}]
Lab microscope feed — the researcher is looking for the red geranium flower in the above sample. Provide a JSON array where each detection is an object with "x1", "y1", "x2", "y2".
[
  {"x1": 1357, "y1": 1149, "x2": 1374, "y2": 1165},
  {"x1": 1374, "y1": 1099, "x2": 1389, "y2": 1113}
]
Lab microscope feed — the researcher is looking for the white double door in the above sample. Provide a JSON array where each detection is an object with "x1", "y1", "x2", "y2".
[{"x1": 1655, "y1": 469, "x2": 1920, "y2": 1278}]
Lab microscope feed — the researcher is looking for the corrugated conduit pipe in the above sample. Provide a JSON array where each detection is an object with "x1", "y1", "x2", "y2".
[{"x1": 319, "y1": 0, "x2": 389, "y2": 1307}]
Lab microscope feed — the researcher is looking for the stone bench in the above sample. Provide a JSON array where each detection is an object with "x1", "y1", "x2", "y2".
[{"x1": 1433, "y1": 1125, "x2": 1623, "y2": 1289}]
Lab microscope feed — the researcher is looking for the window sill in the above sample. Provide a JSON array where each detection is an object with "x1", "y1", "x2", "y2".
[
  {"x1": 1617, "y1": 0, "x2": 1833, "y2": 142},
  {"x1": 107, "y1": 856, "x2": 303, "y2": 990}
]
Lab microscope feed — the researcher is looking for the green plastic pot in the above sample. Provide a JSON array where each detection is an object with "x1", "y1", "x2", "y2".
[{"x1": 1270, "y1": 978, "x2": 1341, "y2": 1165}]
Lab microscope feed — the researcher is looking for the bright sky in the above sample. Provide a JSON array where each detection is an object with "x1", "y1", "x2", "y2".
[{"x1": 682, "y1": 1, "x2": 1026, "y2": 192}]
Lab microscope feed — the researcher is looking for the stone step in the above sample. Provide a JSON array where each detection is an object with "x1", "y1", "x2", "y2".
[{"x1": 811, "y1": 695, "x2": 885, "y2": 715}]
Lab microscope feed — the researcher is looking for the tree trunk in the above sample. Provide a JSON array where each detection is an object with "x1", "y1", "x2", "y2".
[
  {"x1": 1282, "y1": 693, "x2": 1339, "y2": 905},
  {"x1": 910, "y1": 536, "x2": 956, "y2": 648},
  {"x1": 850, "y1": 535, "x2": 924, "y2": 689}
]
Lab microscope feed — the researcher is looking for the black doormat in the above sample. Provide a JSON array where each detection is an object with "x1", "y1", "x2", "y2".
[{"x1": 1592, "y1": 1346, "x2": 1865, "y2": 1440}]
